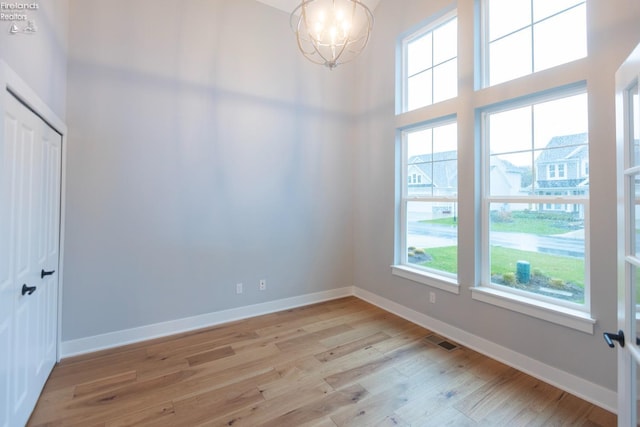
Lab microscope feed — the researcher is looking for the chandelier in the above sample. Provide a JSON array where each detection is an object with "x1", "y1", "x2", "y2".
[{"x1": 290, "y1": 0, "x2": 374, "y2": 70}]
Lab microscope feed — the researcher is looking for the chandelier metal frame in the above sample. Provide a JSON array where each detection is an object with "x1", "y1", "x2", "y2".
[{"x1": 290, "y1": 0, "x2": 374, "y2": 70}]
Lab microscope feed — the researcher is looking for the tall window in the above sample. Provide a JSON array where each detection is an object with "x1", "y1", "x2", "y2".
[
  {"x1": 400, "y1": 120, "x2": 458, "y2": 280},
  {"x1": 482, "y1": 90, "x2": 589, "y2": 307},
  {"x1": 402, "y1": 13, "x2": 457, "y2": 112},
  {"x1": 483, "y1": 0, "x2": 586, "y2": 86}
]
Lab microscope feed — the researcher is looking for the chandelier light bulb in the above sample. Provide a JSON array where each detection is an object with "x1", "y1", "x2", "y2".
[{"x1": 291, "y1": 0, "x2": 374, "y2": 70}]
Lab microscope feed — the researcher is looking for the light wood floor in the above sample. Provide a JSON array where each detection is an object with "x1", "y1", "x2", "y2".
[{"x1": 29, "y1": 297, "x2": 615, "y2": 426}]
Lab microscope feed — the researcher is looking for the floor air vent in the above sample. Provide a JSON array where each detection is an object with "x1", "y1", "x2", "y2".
[{"x1": 425, "y1": 334, "x2": 459, "y2": 351}]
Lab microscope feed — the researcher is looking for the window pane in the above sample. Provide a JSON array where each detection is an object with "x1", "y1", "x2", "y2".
[
  {"x1": 632, "y1": 85, "x2": 640, "y2": 166},
  {"x1": 635, "y1": 86, "x2": 640, "y2": 144},
  {"x1": 403, "y1": 121, "x2": 458, "y2": 279},
  {"x1": 488, "y1": 0, "x2": 531, "y2": 41},
  {"x1": 433, "y1": 59, "x2": 457, "y2": 104},
  {"x1": 485, "y1": 91, "x2": 589, "y2": 306},
  {"x1": 407, "y1": 201, "x2": 458, "y2": 275},
  {"x1": 403, "y1": 14, "x2": 457, "y2": 113},
  {"x1": 407, "y1": 127, "x2": 433, "y2": 160},
  {"x1": 635, "y1": 188, "x2": 640, "y2": 257},
  {"x1": 533, "y1": 0, "x2": 583, "y2": 22},
  {"x1": 433, "y1": 18, "x2": 457, "y2": 64},
  {"x1": 484, "y1": 0, "x2": 586, "y2": 87},
  {"x1": 433, "y1": 122, "x2": 457, "y2": 153},
  {"x1": 489, "y1": 28, "x2": 532, "y2": 86},
  {"x1": 489, "y1": 202, "x2": 585, "y2": 304},
  {"x1": 408, "y1": 163, "x2": 431, "y2": 197},
  {"x1": 408, "y1": 32, "x2": 432, "y2": 76},
  {"x1": 488, "y1": 106, "x2": 532, "y2": 154},
  {"x1": 407, "y1": 70, "x2": 432, "y2": 111},
  {"x1": 533, "y1": 4, "x2": 586, "y2": 72},
  {"x1": 533, "y1": 93, "x2": 588, "y2": 150},
  {"x1": 432, "y1": 160, "x2": 457, "y2": 194},
  {"x1": 490, "y1": 153, "x2": 532, "y2": 196}
]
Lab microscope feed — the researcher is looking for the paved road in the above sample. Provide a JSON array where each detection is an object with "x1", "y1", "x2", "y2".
[{"x1": 407, "y1": 222, "x2": 585, "y2": 258}]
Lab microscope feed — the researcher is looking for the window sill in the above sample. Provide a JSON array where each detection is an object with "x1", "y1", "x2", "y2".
[
  {"x1": 391, "y1": 265, "x2": 460, "y2": 294},
  {"x1": 471, "y1": 286, "x2": 596, "y2": 334}
]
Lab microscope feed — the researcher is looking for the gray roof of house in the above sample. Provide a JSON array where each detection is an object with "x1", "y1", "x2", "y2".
[
  {"x1": 408, "y1": 151, "x2": 457, "y2": 189},
  {"x1": 535, "y1": 133, "x2": 588, "y2": 163},
  {"x1": 408, "y1": 152, "x2": 515, "y2": 189}
]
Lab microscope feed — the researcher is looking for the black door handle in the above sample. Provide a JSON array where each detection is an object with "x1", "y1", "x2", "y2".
[
  {"x1": 603, "y1": 330, "x2": 625, "y2": 348},
  {"x1": 41, "y1": 269, "x2": 55, "y2": 279},
  {"x1": 21, "y1": 284, "x2": 36, "y2": 296}
]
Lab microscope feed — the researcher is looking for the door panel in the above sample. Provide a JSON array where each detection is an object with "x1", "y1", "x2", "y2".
[
  {"x1": 11, "y1": 113, "x2": 37, "y2": 426},
  {"x1": 36, "y1": 124, "x2": 60, "y2": 386},
  {"x1": 616, "y1": 41, "x2": 640, "y2": 426},
  {"x1": 0, "y1": 110, "x2": 17, "y2": 427},
  {"x1": 1, "y1": 93, "x2": 62, "y2": 427}
]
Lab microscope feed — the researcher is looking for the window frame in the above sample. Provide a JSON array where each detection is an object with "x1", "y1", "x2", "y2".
[
  {"x1": 401, "y1": 10, "x2": 458, "y2": 113},
  {"x1": 478, "y1": 85, "x2": 591, "y2": 315},
  {"x1": 393, "y1": 117, "x2": 460, "y2": 294},
  {"x1": 392, "y1": 2, "x2": 596, "y2": 332},
  {"x1": 480, "y1": 0, "x2": 587, "y2": 88}
]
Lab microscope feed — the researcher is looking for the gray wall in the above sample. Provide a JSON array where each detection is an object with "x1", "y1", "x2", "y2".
[
  {"x1": 62, "y1": 0, "x2": 355, "y2": 340},
  {"x1": 352, "y1": 0, "x2": 640, "y2": 392},
  {"x1": 0, "y1": 1, "x2": 68, "y2": 120}
]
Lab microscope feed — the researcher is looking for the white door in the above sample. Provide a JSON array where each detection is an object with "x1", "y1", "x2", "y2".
[
  {"x1": 615, "y1": 41, "x2": 640, "y2": 426},
  {"x1": 0, "y1": 92, "x2": 61, "y2": 427}
]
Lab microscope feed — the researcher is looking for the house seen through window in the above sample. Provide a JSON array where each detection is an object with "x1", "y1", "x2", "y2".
[
  {"x1": 483, "y1": 91, "x2": 589, "y2": 306},
  {"x1": 402, "y1": 121, "x2": 458, "y2": 279}
]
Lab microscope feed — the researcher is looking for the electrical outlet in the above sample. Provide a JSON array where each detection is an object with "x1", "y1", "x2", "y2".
[
  {"x1": 429, "y1": 291, "x2": 436, "y2": 304},
  {"x1": 236, "y1": 283, "x2": 243, "y2": 294},
  {"x1": 259, "y1": 279, "x2": 267, "y2": 291}
]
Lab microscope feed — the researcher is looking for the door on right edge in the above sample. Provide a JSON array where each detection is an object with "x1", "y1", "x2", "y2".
[{"x1": 616, "y1": 41, "x2": 640, "y2": 426}]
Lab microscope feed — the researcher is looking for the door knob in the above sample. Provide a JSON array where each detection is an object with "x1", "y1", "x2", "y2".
[
  {"x1": 21, "y1": 284, "x2": 36, "y2": 296},
  {"x1": 603, "y1": 330, "x2": 625, "y2": 348},
  {"x1": 41, "y1": 269, "x2": 55, "y2": 278}
]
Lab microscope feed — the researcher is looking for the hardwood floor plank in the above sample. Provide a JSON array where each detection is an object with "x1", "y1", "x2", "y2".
[
  {"x1": 103, "y1": 401, "x2": 176, "y2": 427},
  {"x1": 314, "y1": 331, "x2": 391, "y2": 363},
  {"x1": 414, "y1": 406, "x2": 477, "y2": 427},
  {"x1": 28, "y1": 297, "x2": 616, "y2": 427},
  {"x1": 371, "y1": 414, "x2": 411, "y2": 427},
  {"x1": 259, "y1": 384, "x2": 368, "y2": 427},
  {"x1": 203, "y1": 380, "x2": 335, "y2": 427},
  {"x1": 171, "y1": 379, "x2": 266, "y2": 425},
  {"x1": 275, "y1": 324, "x2": 354, "y2": 352},
  {"x1": 45, "y1": 349, "x2": 149, "y2": 392},
  {"x1": 257, "y1": 366, "x2": 312, "y2": 400},
  {"x1": 453, "y1": 368, "x2": 526, "y2": 421},
  {"x1": 392, "y1": 370, "x2": 486, "y2": 423},
  {"x1": 73, "y1": 370, "x2": 138, "y2": 398},
  {"x1": 324, "y1": 354, "x2": 393, "y2": 389},
  {"x1": 330, "y1": 382, "x2": 411, "y2": 426},
  {"x1": 185, "y1": 345, "x2": 235, "y2": 367}
]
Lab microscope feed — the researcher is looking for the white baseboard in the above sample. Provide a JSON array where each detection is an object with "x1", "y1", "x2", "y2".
[
  {"x1": 60, "y1": 287, "x2": 354, "y2": 358},
  {"x1": 352, "y1": 287, "x2": 617, "y2": 414}
]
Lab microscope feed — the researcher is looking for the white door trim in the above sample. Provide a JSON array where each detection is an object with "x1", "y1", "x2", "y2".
[{"x1": 0, "y1": 60, "x2": 67, "y2": 362}]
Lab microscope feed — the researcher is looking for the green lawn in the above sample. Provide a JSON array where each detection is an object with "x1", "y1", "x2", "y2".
[
  {"x1": 416, "y1": 245, "x2": 584, "y2": 288},
  {"x1": 421, "y1": 211, "x2": 581, "y2": 235},
  {"x1": 488, "y1": 246, "x2": 584, "y2": 287},
  {"x1": 415, "y1": 246, "x2": 458, "y2": 273}
]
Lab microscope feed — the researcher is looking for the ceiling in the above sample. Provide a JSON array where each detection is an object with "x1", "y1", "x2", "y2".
[{"x1": 255, "y1": 0, "x2": 381, "y2": 14}]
